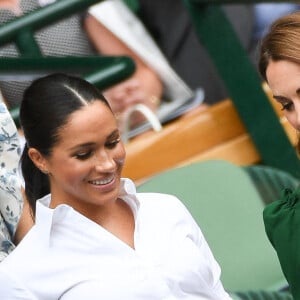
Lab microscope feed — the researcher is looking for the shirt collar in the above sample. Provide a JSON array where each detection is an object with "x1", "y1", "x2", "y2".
[
  {"x1": 119, "y1": 178, "x2": 140, "y2": 219},
  {"x1": 35, "y1": 177, "x2": 140, "y2": 243}
]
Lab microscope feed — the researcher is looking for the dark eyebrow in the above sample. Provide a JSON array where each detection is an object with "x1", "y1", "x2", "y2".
[
  {"x1": 69, "y1": 142, "x2": 94, "y2": 152},
  {"x1": 68, "y1": 129, "x2": 120, "y2": 151},
  {"x1": 108, "y1": 129, "x2": 120, "y2": 139},
  {"x1": 273, "y1": 95, "x2": 289, "y2": 102}
]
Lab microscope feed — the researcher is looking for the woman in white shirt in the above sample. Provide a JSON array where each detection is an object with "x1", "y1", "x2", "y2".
[{"x1": 0, "y1": 73, "x2": 231, "y2": 299}]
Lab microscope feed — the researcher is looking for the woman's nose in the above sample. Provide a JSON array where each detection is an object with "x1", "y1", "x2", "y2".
[{"x1": 94, "y1": 150, "x2": 115, "y2": 172}]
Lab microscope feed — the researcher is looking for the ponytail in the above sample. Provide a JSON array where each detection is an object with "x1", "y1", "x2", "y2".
[{"x1": 20, "y1": 144, "x2": 50, "y2": 216}]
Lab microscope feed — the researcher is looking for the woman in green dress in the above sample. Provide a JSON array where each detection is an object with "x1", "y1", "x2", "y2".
[{"x1": 259, "y1": 11, "x2": 300, "y2": 300}]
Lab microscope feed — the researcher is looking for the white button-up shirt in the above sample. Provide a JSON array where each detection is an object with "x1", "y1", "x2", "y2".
[{"x1": 0, "y1": 179, "x2": 231, "y2": 299}]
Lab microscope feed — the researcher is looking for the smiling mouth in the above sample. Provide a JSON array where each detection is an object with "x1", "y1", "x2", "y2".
[{"x1": 88, "y1": 176, "x2": 115, "y2": 186}]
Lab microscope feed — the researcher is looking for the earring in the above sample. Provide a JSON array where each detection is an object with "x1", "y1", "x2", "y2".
[{"x1": 41, "y1": 169, "x2": 49, "y2": 175}]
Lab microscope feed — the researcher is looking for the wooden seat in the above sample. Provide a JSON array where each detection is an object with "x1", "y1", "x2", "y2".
[{"x1": 122, "y1": 96, "x2": 297, "y2": 184}]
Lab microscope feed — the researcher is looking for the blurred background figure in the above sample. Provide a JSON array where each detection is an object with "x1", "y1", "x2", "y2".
[{"x1": 89, "y1": 0, "x2": 256, "y2": 106}]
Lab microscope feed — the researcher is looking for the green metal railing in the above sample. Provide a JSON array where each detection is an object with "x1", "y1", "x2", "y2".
[
  {"x1": 4, "y1": 56, "x2": 135, "y2": 127},
  {"x1": 183, "y1": 0, "x2": 300, "y2": 177},
  {"x1": 0, "y1": 0, "x2": 136, "y2": 127},
  {"x1": 0, "y1": 0, "x2": 106, "y2": 53}
]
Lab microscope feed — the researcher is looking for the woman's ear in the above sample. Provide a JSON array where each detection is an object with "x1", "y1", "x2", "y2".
[{"x1": 27, "y1": 148, "x2": 49, "y2": 174}]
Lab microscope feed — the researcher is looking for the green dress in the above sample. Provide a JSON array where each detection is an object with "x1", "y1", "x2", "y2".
[{"x1": 264, "y1": 187, "x2": 300, "y2": 300}]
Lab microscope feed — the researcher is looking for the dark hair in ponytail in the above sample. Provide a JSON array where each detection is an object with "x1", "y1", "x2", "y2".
[{"x1": 20, "y1": 73, "x2": 110, "y2": 214}]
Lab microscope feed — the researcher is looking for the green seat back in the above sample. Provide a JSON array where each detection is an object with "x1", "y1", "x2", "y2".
[{"x1": 137, "y1": 160, "x2": 287, "y2": 292}]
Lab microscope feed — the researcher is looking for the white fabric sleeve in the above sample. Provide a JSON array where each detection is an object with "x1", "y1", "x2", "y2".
[{"x1": 173, "y1": 196, "x2": 233, "y2": 299}]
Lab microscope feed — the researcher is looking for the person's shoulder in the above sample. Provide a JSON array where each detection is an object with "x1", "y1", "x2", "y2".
[
  {"x1": 0, "y1": 225, "x2": 46, "y2": 296},
  {"x1": 0, "y1": 243, "x2": 29, "y2": 296}
]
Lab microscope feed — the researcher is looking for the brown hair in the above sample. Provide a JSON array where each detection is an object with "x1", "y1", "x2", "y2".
[{"x1": 259, "y1": 11, "x2": 300, "y2": 81}]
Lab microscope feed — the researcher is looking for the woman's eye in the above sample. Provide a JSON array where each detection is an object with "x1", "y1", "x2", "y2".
[
  {"x1": 281, "y1": 102, "x2": 293, "y2": 111},
  {"x1": 106, "y1": 138, "x2": 121, "y2": 149},
  {"x1": 75, "y1": 151, "x2": 93, "y2": 160}
]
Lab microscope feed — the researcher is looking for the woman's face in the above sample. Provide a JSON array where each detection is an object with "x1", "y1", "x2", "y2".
[
  {"x1": 41, "y1": 101, "x2": 126, "y2": 215},
  {"x1": 266, "y1": 59, "x2": 300, "y2": 130}
]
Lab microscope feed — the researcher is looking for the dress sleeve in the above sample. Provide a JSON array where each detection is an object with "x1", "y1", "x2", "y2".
[
  {"x1": 263, "y1": 187, "x2": 300, "y2": 299},
  {"x1": 0, "y1": 101, "x2": 22, "y2": 260}
]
